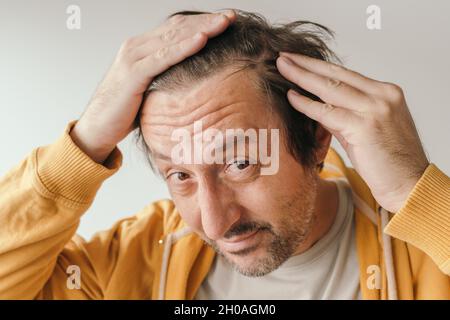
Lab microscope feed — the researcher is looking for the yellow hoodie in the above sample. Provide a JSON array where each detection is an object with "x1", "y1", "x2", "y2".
[{"x1": 0, "y1": 122, "x2": 449, "y2": 300}]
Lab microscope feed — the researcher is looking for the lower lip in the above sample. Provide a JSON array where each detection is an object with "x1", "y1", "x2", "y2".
[{"x1": 220, "y1": 229, "x2": 262, "y2": 253}]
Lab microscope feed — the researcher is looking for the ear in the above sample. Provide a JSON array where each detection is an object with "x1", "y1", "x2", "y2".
[{"x1": 314, "y1": 124, "x2": 332, "y2": 165}]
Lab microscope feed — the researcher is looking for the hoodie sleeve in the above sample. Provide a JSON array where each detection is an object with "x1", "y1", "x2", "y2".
[
  {"x1": 0, "y1": 122, "x2": 122, "y2": 299},
  {"x1": 384, "y1": 164, "x2": 450, "y2": 275}
]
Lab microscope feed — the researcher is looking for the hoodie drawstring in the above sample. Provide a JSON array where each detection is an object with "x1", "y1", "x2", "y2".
[
  {"x1": 158, "y1": 226, "x2": 192, "y2": 300},
  {"x1": 156, "y1": 176, "x2": 399, "y2": 300},
  {"x1": 380, "y1": 207, "x2": 398, "y2": 300}
]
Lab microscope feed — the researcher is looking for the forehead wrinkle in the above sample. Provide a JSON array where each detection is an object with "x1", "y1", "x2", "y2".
[
  {"x1": 144, "y1": 98, "x2": 276, "y2": 154},
  {"x1": 145, "y1": 95, "x2": 267, "y2": 144},
  {"x1": 146, "y1": 109, "x2": 251, "y2": 144},
  {"x1": 142, "y1": 99, "x2": 248, "y2": 130},
  {"x1": 142, "y1": 66, "x2": 261, "y2": 120},
  {"x1": 146, "y1": 111, "x2": 261, "y2": 163},
  {"x1": 141, "y1": 67, "x2": 277, "y2": 159}
]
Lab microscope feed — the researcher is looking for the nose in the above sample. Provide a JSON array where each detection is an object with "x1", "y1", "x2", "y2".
[{"x1": 197, "y1": 179, "x2": 241, "y2": 241}]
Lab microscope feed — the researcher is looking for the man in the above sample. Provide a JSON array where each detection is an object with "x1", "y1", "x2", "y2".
[{"x1": 0, "y1": 10, "x2": 448, "y2": 299}]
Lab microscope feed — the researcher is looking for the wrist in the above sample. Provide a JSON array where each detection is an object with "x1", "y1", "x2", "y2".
[
  {"x1": 70, "y1": 122, "x2": 115, "y2": 164},
  {"x1": 382, "y1": 162, "x2": 430, "y2": 213}
]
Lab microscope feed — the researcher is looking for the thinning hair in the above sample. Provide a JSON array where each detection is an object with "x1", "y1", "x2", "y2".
[{"x1": 135, "y1": 9, "x2": 340, "y2": 170}]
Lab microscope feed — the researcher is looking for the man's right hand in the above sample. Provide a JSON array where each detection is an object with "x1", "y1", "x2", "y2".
[{"x1": 70, "y1": 11, "x2": 236, "y2": 164}]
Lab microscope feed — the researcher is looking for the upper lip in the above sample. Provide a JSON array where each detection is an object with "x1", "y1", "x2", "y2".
[{"x1": 222, "y1": 229, "x2": 259, "y2": 243}]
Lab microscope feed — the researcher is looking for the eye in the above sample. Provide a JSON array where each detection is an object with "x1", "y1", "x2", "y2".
[
  {"x1": 165, "y1": 170, "x2": 194, "y2": 196},
  {"x1": 226, "y1": 159, "x2": 253, "y2": 174},
  {"x1": 224, "y1": 159, "x2": 260, "y2": 182},
  {"x1": 167, "y1": 171, "x2": 190, "y2": 182},
  {"x1": 235, "y1": 160, "x2": 250, "y2": 170}
]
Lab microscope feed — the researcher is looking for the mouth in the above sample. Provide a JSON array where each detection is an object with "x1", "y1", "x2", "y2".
[{"x1": 220, "y1": 229, "x2": 262, "y2": 254}]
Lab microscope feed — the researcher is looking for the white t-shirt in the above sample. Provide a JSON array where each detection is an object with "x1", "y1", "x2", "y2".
[{"x1": 195, "y1": 179, "x2": 361, "y2": 300}]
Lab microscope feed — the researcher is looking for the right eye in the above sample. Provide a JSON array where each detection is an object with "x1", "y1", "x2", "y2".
[{"x1": 167, "y1": 171, "x2": 190, "y2": 182}]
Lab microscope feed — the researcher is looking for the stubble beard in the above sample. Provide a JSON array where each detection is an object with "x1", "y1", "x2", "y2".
[{"x1": 206, "y1": 171, "x2": 319, "y2": 277}]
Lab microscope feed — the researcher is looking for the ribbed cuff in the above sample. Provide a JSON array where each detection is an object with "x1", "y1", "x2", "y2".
[
  {"x1": 384, "y1": 164, "x2": 450, "y2": 275},
  {"x1": 32, "y1": 121, "x2": 123, "y2": 207}
]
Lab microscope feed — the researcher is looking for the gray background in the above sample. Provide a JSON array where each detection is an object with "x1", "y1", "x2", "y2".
[{"x1": 1, "y1": 0, "x2": 449, "y2": 238}]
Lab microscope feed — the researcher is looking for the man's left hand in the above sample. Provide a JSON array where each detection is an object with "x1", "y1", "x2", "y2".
[{"x1": 277, "y1": 52, "x2": 429, "y2": 213}]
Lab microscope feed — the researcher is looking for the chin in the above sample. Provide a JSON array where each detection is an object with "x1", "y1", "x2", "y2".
[
  {"x1": 220, "y1": 241, "x2": 279, "y2": 277},
  {"x1": 222, "y1": 241, "x2": 265, "y2": 259}
]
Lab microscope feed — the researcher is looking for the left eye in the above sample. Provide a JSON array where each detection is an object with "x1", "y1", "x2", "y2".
[
  {"x1": 234, "y1": 160, "x2": 250, "y2": 170},
  {"x1": 227, "y1": 159, "x2": 251, "y2": 172}
]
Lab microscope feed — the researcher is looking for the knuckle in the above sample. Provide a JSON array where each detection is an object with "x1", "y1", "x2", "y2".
[
  {"x1": 327, "y1": 77, "x2": 342, "y2": 89},
  {"x1": 155, "y1": 46, "x2": 169, "y2": 59},
  {"x1": 323, "y1": 103, "x2": 335, "y2": 112},
  {"x1": 318, "y1": 103, "x2": 335, "y2": 121},
  {"x1": 382, "y1": 82, "x2": 404, "y2": 103},
  {"x1": 328, "y1": 63, "x2": 346, "y2": 76},
  {"x1": 160, "y1": 28, "x2": 177, "y2": 42}
]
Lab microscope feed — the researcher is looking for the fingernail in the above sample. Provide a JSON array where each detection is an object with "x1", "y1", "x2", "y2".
[
  {"x1": 216, "y1": 9, "x2": 235, "y2": 18},
  {"x1": 223, "y1": 9, "x2": 235, "y2": 19}
]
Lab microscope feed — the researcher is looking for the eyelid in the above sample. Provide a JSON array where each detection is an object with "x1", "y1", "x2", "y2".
[
  {"x1": 166, "y1": 170, "x2": 190, "y2": 181},
  {"x1": 165, "y1": 165, "x2": 194, "y2": 176},
  {"x1": 226, "y1": 157, "x2": 245, "y2": 165},
  {"x1": 165, "y1": 171, "x2": 175, "y2": 180},
  {"x1": 225, "y1": 159, "x2": 258, "y2": 175},
  {"x1": 225, "y1": 159, "x2": 246, "y2": 171},
  {"x1": 225, "y1": 156, "x2": 259, "y2": 165}
]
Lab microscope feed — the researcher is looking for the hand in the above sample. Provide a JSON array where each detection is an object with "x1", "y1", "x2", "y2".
[
  {"x1": 276, "y1": 52, "x2": 429, "y2": 213},
  {"x1": 71, "y1": 10, "x2": 236, "y2": 163}
]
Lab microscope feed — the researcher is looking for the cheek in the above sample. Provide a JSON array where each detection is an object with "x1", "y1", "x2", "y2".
[
  {"x1": 232, "y1": 179, "x2": 286, "y2": 223},
  {"x1": 171, "y1": 196, "x2": 204, "y2": 233},
  {"x1": 232, "y1": 161, "x2": 310, "y2": 224}
]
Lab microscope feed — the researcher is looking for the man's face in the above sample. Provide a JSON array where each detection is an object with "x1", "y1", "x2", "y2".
[{"x1": 140, "y1": 68, "x2": 320, "y2": 277}]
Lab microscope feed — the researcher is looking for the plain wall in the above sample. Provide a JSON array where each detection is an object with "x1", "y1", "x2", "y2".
[{"x1": 1, "y1": 0, "x2": 449, "y2": 238}]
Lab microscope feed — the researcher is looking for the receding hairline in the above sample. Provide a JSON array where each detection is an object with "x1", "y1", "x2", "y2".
[{"x1": 135, "y1": 9, "x2": 339, "y2": 171}]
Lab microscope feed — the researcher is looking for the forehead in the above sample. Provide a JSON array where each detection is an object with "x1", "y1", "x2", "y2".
[
  {"x1": 142, "y1": 67, "x2": 268, "y2": 125},
  {"x1": 140, "y1": 67, "x2": 279, "y2": 158}
]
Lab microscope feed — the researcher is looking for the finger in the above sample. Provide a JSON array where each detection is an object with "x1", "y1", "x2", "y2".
[
  {"x1": 157, "y1": 10, "x2": 237, "y2": 39},
  {"x1": 135, "y1": 32, "x2": 208, "y2": 80},
  {"x1": 280, "y1": 52, "x2": 382, "y2": 95},
  {"x1": 131, "y1": 12, "x2": 234, "y2": 61},
  {"x1": 287, "y1": 89, "x2": 358, "y2": 133},
  {"x1": 134, "y1": 11, "x2": 235, "y2": 49},
  {"x1": 277, "y1": 55, "x2": 373, "y2": 111}
]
